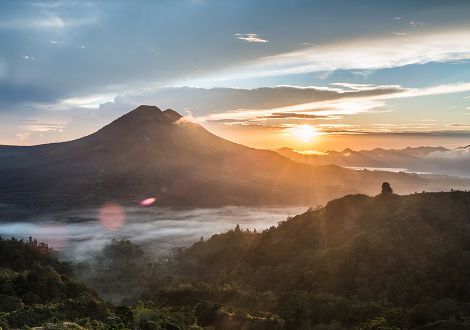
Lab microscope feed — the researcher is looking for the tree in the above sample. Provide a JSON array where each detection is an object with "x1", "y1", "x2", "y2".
[{"x1": 381, "y1": 182, "x2": 393, "y2": 195}]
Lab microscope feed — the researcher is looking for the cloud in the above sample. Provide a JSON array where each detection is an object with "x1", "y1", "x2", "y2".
[
  {"x1": 426, "y1": 146, "x2": 470, "y2": 160},
  {"x1": 61, "y1": 81, "x2": 470, "y2": 138},
  {"x1": 200, "y1": 29, "x2": 470, "y2": 82},
  {"x1": 102, "y1": 85, "x2": 402, "y2": 116},
  {"x1": 0, "y1": 14, "x2": 96, "y2": 30},
  {"x1": 197, "y1": 96, "x2": 388, "y2": 125},
  {"x1": 235, "y1": 33, "x2": 269, "y2": 43},
  {"x1": 34, "y1": 15, "x2": 67, "y2": 28},
  {"x1": 385, "y1": 82, "x2": 470, "y2": 99},
  {"x1": 58, "y1": 93, "x2": 116, "y2": 109},
  {"x1": 30, "y1": 1, "x2": 75, "y2": 9},
  {"x1": 265, "y1": 112, "x2": 326, "y2": 119},
  {"x1": 175, "y1": 81, "x2": 470, "y2": 133},
  {"x1": 448, "y1": 123, "x2": 470, "y2": 128},
  {"x1": 331, "y1": 82, "x2": 402, "y2": 91},
  {"x1": 409, "y1": 21, "x2": 424, "y2": 27},
  {"x1": 15, "y1": 120, "x2": 66, "y2": 142}
]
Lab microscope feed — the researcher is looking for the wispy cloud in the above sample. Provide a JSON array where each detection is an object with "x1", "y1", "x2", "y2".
[
  {"x1": 189, "y1": 82, "x2": 470, "y2": 134},
  {"x1": 16, "y1": 120, "x2": 65, "y2": 141},
  {"x1": 34, "y1": 15, "x2": 67, "y2": 28},
  {"x1": 36, "y1": 15, "x2": 96, "y2": 29},
  {"x1": 409, "y1": 21, "x2": 424, "y2": 27},
  {"x1": 448, "y1": 123, "x2": 470, "y2": 128},
  {"x1": 0, "y1": 12, "x2": 96, "y2": 30},
  {"x1": 386, "y1": 82, "x2": 470, "y2": 99},
  {"x1": 331, "y1": 82, "x2": 402, "y2": 91},
  {"x1": 199, "y1": 29, "x2": 470, "y2": 83},
  {"x1": 234, "y1": 33, "x2": 269, "y2": 43},
  {"x1": 199, "y1": 95, "x2": 388, "y2": 124},
  {"x1": 57, "y1": 93, "x2": 116, "y2": 109}
]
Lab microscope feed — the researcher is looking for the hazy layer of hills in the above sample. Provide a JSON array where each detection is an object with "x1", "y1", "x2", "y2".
[
  {"x1": 2, "y1": 190, "x2": 470, "y2": 329},
  {"x1": 1, "y1": 105, "x2": 470, "y2": 213},
  {"x1": 277, "y1": 146, "x2": 470, "y2": 177}
]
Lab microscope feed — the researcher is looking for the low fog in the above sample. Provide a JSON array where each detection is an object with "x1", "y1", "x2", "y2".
[{"x1": 0, "y1": 205, "x2": 306, "y2": 261}]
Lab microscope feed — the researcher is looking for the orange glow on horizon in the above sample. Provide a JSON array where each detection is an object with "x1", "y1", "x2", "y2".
[{"x1": 204, "y1": 122, "x2": 470, "y2": 152}]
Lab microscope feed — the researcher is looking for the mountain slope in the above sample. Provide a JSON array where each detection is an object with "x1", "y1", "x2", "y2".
[
  {"x1": 1, "y1": 105, "x2": 469, "y2": 212},
  {"x1": 173, "y1": 190, "x2": 470, "y2": 329}
]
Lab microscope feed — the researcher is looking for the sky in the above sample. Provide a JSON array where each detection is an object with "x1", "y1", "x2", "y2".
[{"x1": 1, "y1": 0, "x2": 470, "y2": 151}]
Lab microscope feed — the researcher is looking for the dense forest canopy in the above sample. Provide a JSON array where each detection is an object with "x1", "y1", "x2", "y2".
[{"x1": 1, "y1": 189, "x2": 470, "y2": 329}]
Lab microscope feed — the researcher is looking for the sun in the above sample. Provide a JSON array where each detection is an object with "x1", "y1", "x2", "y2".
[{"x1": 289, "y1": 124, "x2": 321, "y2": 143}]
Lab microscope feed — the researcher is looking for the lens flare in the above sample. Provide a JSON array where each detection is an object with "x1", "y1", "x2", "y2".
[
  {"x1": 140, "y1": 197, "x2": 156, "y2": 207},
  {"x1": 98, "y1": 202, "x2": 125, "y2": 230}
]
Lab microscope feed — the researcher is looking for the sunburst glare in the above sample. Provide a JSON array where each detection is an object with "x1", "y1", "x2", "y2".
[{"x1": 288, "y1": 124, "x2": 322, "y2": 143}]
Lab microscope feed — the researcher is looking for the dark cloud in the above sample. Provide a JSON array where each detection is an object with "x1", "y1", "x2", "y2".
[{"x1": 100, "y1": 85, "x2": 405, "y2": 119}]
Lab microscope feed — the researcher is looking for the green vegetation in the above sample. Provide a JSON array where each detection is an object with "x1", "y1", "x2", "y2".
[
  {"x1": 0, "y1": 237, "x2": 112, "y2": 328},
  {"x1": 171, "y1": 191, "x2": 470, "y2": 329},
  {"x1": 0, "y1": 238, "x2": 195, "y2": 329},
  {"x1": 2, "y1": 190, "x2": 470, "y2": 329}
]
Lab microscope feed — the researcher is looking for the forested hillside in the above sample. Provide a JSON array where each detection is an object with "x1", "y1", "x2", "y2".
[
  {"x1": 0, "y1": 238, "x2": 198, "y2": 329},
  {"x1": 171, "y1": 190, "x2": 470, "y2": 329}
]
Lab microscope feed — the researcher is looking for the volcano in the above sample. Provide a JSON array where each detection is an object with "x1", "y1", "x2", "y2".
[{"x1": 1, "y1": 105, "x2": 468, "y2": 212}]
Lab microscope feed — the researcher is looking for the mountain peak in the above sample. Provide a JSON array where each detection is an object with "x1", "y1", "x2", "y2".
[
  {"x1": 130, "y1": 105, "x2": 163, "y2": 118},
  {"x1": 108, "y1": 105, "x2": 184, "y2": 128},
  {"x1": 127, "y1": 105, "x2": 183, "y2": 123}
]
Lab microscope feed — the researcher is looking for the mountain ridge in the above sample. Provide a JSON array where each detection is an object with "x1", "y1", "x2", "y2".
[{"x1": 277, "y1": 145, "x2": 470, "y2": 177}]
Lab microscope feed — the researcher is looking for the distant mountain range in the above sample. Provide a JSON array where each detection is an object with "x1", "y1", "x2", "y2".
[
  {"x1": 1, "y1": 105, "x2": 470, "y2": 213},
  {"x1": 277, "y1": 145, "x2": 470, "y2": 177}
]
